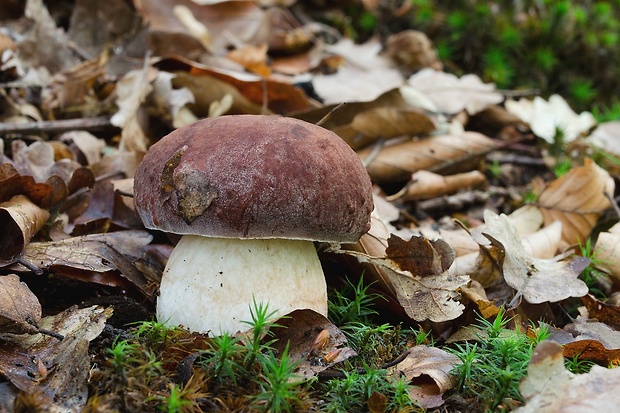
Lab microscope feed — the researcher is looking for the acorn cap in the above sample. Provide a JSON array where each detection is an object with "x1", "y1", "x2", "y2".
[{"x1": 133, "y1": 115, "x2": 373, "y2": 243}]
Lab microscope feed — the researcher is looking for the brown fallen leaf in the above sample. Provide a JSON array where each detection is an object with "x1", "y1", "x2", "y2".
[
  {"x1": 514, "y1": 340, "x2": 620, "y2": 413},
  {"x1": 337, "y1": 234, "x2": 469, "y2": 323},
  {"x1": 351, "y1": 107, "x2": 436, "y2": 141},
  {"x1": 9, "y1": 230, "x2": 155, "y2": 296},
  {"x1": 268, "y1": 309, "x2": 356, "y2": 379},
  {"x1": 0, "y1": 274, "x2": 41, "y2": 335},
  {"x1": 546, "y1": 316, "x2": 620, "y2": 366},
  {"x1": 387, "y1": 345, "x2": 459, "y2": 409},
  {"x1": 538, "y1": 158, "x2": 614, "y2": 246},
  {"x1": 0, "y1": 195, "x2": 50, "y2": 264},
  {"x1": 580, "y1": 294, "x2": 620, "y2": 331},
  {"x1": 474, "y1": 210, "x2": 589, "y2": 304},
  {"x1": 388, "y1": 170, "x2": 487, "y2": 201},
  {"x1": 359, "y1": 132, "x2": 496, "y2": 183},
  {"x1": 0, "y1": 305, "x2": 112, "y2": 412}
]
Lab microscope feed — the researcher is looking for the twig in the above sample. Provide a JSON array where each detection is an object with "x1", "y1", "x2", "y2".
[
  {"x1": 0, "y1": 117, "x2": 116, "y2": 135},
  {"x1": 316, "y1": 102, "x2": 347, "y2": 127}
]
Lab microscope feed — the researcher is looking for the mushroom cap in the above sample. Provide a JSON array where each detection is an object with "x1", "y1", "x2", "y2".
[{"x1": 134, "y1": 115, "x2": 373, "y2": 243}]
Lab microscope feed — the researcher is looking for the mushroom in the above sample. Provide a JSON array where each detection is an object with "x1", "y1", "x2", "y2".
[{"x1": 133, "y1": 115, "x2": 373, "y2": 334}]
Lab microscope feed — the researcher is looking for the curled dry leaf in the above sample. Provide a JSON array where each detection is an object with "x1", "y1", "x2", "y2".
[
  {"x1": 538, "y1": 158, "x2": 614, "y2": 246},
  {"x1": 0, "y1": 195, "x2": 50, "y2": 264},
  {"x1": 0, "y1": 274, "x2": 41, "y2": 335},
  {"x1": 514, "y1": 340, "x2": 620, "y2": 413},
  {"x1": 388, "y1": 170, "x2": 487, "y2": 201},
  {"x1": 474, "y1": 210, "x2": 589, "y2": 304},
  {"x1": 387, "y1": 345, "x2": 459, "y2": 409},
  {"x1": 358, "y1": 132, "x2": 496, "y2": 183}
]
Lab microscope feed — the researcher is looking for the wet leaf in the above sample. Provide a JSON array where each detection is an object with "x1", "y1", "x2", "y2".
[{"x1": 0, "y1": 274, "x2": 41, "y2": 335}]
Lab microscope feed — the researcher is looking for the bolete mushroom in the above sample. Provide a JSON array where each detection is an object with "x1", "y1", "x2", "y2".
[{"x1": 133, "y1": 115, "x2": 373, "y2": 334}]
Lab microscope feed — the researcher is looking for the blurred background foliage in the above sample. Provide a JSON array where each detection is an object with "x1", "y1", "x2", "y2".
[{"x1": 340, "y1": 0, "x2": 620, "y2": 117}]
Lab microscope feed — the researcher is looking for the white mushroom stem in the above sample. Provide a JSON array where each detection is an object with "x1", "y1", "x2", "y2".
[{"x1": 157, "y1": 235, "x2": 328, "y2": 335}]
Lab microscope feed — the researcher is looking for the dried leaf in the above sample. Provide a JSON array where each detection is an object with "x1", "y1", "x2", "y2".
[
  {"x1": 385, "y1": 235, "x2": 455, "y2": 276},
  {"x1": 514, "y1": 340, "x2": 620, "y2": 413},
  {"x1": 475, "y1": 210, "x2": 589, "y2": 304},
  {"x1": 405, "y1": 69, "x2": 504, "y2": 115},
  {"x1": 268, "y1": 309, "x2": 356, "y2": 379},
  {"x1": 0, "y1": 274, "x2": 41, "y2": 335},
  {"x1": 388, "y1": 170, "x2": 487, "y2": 201},
  {"x1": 387, "y1": 345, "x2": 459, "y2": 409},
  {"x1": 351, "y1": 107, "x2": 435, "y2": 140},
  {"x1": 0, "y1": 195, "x2": 50, "y2": 263},
  {"x1": 594, "y1": 225, "x2": 620, "y2": 285},
  {"x1": 111, "y1": 66, "x2": 155, "y2": 152},
  {"x1": 382, "y1": 265, "x2": 468, "y2": 322},
  {"x1": 505, "y1": 94, "x2": 596, "y2": 143},
  {"x1": 12, "y1": 231, "x2": 154, "y2": 296},
  {"x1": 0, "y1": 305, "x2": 111, "y2": 412},
  {"x1": 313, "y1": 38, "x2": 404, "y2": 104},
  {"x1": 359, "y1": 132, "x2": 496, "y2": 183},
  {"x1": 538, "y1": 158, "x2": 614, "y2": 246},
  {"x1": 588, "y1": 121, "x2": 620, "y2": 156},
  {"x1": 581, "y1": 294, "x2": 620, "y2": 331},
  {"x1": 339, "y1": 232, "x2": 468, "y2": 322},
  {"x1": 135, "y1": 0, "x2": 262, "y2": 55}
]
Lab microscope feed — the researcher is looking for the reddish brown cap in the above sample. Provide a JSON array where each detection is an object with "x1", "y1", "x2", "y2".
[{"x1": 134, "y1": 115, "x2": 373, "y2": 243}]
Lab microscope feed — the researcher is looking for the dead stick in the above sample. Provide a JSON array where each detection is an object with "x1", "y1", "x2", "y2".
[{"x1": 0, "y1": 117, "x2": 116, "y2": 135}]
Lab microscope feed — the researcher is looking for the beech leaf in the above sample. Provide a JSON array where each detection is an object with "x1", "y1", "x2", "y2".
[
  {"x1": 358, "y1": 132, "x2": 496, "y2": 183},
  {"x1": 515, "y1": 340, "x2": 620, "y2": 413},
  {"x1": 475, "y1": 210, "x2": 589, "y2": 304},
  {"x1": 0, "y1": 274, "x2": 41, "y2": 335},
  {"x1": 538, "y1": 158, "x2": 614, "y2": 246},
  {"x1": 388, "y1": 345, "x2": 460, "y2": 409}
]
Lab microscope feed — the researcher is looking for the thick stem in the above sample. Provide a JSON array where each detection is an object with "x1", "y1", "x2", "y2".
[{"x1": 157, "y1": 235, "x2": 328, "y2": 335}]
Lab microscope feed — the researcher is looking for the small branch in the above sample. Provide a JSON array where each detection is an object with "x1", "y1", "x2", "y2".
[{"x1": 0, "y1": 117, "x2": 117, "y2": 135}]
